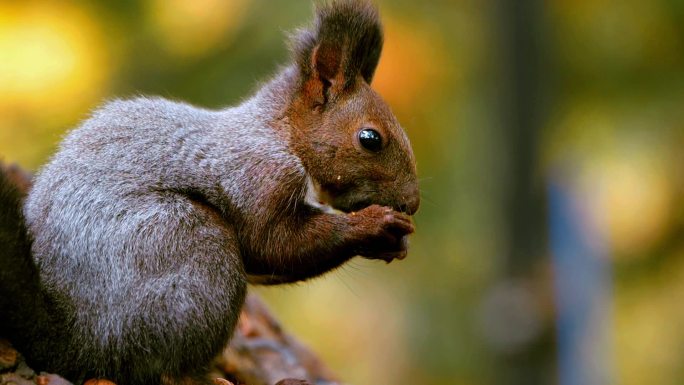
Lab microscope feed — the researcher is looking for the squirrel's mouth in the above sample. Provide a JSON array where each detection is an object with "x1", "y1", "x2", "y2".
[
  {"x1": 344, "y1": 199, "x2": 373, "y2": 213},
  {"x1": 304, "y1": 176, "x2": 349, "y2": 214},
  {"x1": 304, "y1": 175, "x2": 418, "y2": 215},
  {"x1": 304, "y1": 176, "x2": 378, "y2": 214}
]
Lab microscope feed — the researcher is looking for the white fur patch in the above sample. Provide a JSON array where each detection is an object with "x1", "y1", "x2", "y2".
[{"x1": 304, "y1": 175, "x2": 343, "y2": 215}]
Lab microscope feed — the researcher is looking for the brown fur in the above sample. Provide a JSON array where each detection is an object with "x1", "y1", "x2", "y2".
[
  {"x1": 287, "y1": 0, "x2": 418, "y2": 216},
  {"x1": 241, "y1": 0, "x2": 419, "y2": 282},
  {"x1": 291, "y1": 0, "x2": 383, "y2": 86}
]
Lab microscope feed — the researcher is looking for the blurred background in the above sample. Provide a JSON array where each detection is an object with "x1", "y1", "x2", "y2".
[{"x1": 1, "y1": 1, "x2": 683, "y2": 384}]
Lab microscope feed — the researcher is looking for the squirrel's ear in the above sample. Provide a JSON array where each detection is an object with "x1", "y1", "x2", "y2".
[{"x1": 291, "y1": 0, "x2": 383, "y2": 94}]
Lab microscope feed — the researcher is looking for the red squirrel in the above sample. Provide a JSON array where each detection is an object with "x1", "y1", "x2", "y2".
[{"x1": 0, "y1": 1, "x2": 419, "y2": 384}]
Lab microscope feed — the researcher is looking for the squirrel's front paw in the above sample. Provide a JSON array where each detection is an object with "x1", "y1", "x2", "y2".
[{"x1": 348, "y1": 204, "x2": 415, "y2": 262}]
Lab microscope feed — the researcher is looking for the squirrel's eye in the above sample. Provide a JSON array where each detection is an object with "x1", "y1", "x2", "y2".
[{"x1": 358, "y1": 128, "x2": 383, "y2": 152}]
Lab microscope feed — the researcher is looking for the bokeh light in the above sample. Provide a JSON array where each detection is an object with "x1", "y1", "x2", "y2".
[
  {"x1": 0, "y1": 2, "x2": 109, "y2": 168},
  {"x1": 146, "y1": 0, "x2": 250, "y2": 58}
]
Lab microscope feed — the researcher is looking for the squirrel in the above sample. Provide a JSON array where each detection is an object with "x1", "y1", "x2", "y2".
[{"x1": 1, "y1": 1, "x2": 419, "y2": 384}]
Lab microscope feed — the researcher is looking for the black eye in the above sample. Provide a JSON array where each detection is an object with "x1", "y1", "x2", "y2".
[{"x1": 358, "y1": 128, "x2": 383, "y2": 152}]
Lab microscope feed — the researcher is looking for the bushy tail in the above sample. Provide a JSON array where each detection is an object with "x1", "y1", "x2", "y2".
[{"x1": 0, "y1": 163, "x2": 58, "y2": 369}]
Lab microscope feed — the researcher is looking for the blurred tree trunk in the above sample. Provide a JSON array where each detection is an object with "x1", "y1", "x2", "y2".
[{"x1": 490, "y1": 1, "x2": 555, "y2": 384}]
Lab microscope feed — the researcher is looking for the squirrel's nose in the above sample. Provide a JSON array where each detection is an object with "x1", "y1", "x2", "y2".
[{"x1": 398, "y1": 187, "x2": 420, "y2": 215}]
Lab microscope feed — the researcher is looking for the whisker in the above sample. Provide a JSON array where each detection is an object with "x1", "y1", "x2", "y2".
[
  {"x1": 419, "y1": 195, "x2": 437, "y2": 207},
  {"x1": 334, "y1": 268, "x2": 360, "y2": 298}
]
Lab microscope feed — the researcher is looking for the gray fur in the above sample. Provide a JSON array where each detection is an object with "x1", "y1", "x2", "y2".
[{"x1": 24, "y1": 69, "x2": 303, "y2": 384}]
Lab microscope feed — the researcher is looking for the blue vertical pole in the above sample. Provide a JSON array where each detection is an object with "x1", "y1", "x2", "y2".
[{"x1": 549, "y1": 174, "x2": 614, "y2": 385}]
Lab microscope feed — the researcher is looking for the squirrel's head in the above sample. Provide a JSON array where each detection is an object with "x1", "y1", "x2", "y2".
[{"x1": 284, "y1": 0, "x2": 419, "y2": 215}]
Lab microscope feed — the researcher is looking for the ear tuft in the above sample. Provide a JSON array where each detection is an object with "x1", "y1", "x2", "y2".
[{"x1": 290, "y1": 0, "x2": 383, "y2": 87}]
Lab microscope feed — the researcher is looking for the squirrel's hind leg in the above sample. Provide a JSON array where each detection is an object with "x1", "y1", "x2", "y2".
[{"x1": 94, "y1": 194, "x2": 247, "y2": 385}]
